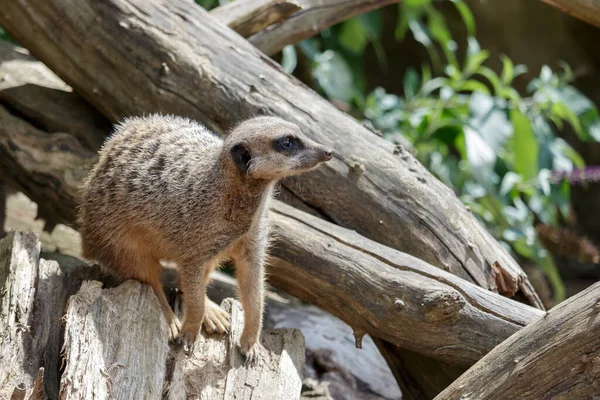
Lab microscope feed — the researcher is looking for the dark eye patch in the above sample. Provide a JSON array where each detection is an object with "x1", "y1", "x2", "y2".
[{"x1": 273, "y1": 135, "x2": 303, "y2": 153}]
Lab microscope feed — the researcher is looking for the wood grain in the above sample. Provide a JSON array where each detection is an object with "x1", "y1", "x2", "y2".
[{"x1": 435, "y1": 281, "x2": 600, "y2": 400}]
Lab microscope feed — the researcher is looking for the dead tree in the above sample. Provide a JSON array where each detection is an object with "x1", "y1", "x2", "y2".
[
  {"x1": 0, "y1": 0, "x2": 543, "y2": 309},
  {"x1": 435, "y1": 281, "x2": 600, "y2": 400}
]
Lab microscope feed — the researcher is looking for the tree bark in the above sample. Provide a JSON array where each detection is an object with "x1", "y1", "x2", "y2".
[
  {"x1": 0, "y1": 232, "x2": 70, "y2": 399},
  {"x1": 210, "y1": 0, "x2": 302, "y2": 39},
  {"x1": 213, "y1": 0, "x2": 402, "y2": 56},
  {"x1": 435, "y1": 281, "x2": 600, "y2": 400},
  {"x1": 540, "y1": 0, "x2": 600, "y2": 28},
  {"x1": 60, "y1": 280, "x2": 305, "y2": 399},
  {"x1": 0, "y1": 0, "x2": 543, "y2": 309}
]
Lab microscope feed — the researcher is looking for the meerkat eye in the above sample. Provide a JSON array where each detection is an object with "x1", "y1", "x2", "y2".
[
  {"x1": 281, "y1": 137, "x2": 292, "y2": 148},
  {"x1": 274, "y1": 136, "x2": 298, "y2": 152}
]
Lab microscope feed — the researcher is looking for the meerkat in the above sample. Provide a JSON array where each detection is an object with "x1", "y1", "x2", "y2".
[{"x1": 77, "y1": 114, "x2": 333, "y2": 364}]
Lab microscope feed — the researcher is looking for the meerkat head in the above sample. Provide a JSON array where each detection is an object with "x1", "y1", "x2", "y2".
[{"x1": 225, "y1": 116, "x2": 333, "y2": 180}]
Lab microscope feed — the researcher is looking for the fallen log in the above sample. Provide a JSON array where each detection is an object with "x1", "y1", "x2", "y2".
[
  {"x1": 0, "y1": 114, "x2": 545, "y2": 367},
  {"x1": 210, "y1": 0, "x2": 402, "y2": 56},
  {"x1": 0, "y1": 0, "x2": 543, "y2": 307},
  {"x1": 435, "y1": 281, "x2": 600, "y2": 400},
  {"x1": 0, "y1": 43, "x2": 108, "y2": 149},
  {"x1": 60, "y1": 280, "x2": 305, "y2": 399}
]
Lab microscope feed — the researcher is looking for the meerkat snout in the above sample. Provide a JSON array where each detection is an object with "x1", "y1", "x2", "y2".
[{"x1": 226, "y1": 116, "x2": 332, "y2": 180}]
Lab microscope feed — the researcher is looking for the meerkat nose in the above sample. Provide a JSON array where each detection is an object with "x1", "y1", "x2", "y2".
[{"x1": 323, "y1": 150, "x2": 333, "y2": 161}]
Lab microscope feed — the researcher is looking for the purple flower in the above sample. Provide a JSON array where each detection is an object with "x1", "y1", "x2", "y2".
[{"x1": 551, "y1": 166, "x2": 600, "y2": 185}]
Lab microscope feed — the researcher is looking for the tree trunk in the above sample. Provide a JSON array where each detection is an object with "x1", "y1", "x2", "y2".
[
  {"x1": 435, "y1": 281, "x2": 600, "y2": 400},
  {"x1": 0, "y1": 0, "x2": 543, "y2": 309}
]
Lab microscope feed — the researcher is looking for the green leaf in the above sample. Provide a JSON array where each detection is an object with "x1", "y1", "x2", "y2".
[
  {"x1": 358, "y1": 10, "x2": 383, "y2": 40},
  {"x1": 475, "y1": 67, "x2": 501, "y2": 94},
  {"x1": 538, "y1": 169, "x2": 552, "y2": 196},
  {"x1": 500, "y1": 172, "x2": 521, "y2": 195},
  {"x1": 451, "y1": 0, "x2": 475, "y2": 36},
  {"x1": 551, "y1": 102, "x2": 583, "y2": 138},
  {"x1": 458, "y1": 80, "x2": 490, "y2": 94},
  {"x1": 551, "y1": 138, "x2": 585, "y2": 169},
  {"x1": 513, "y1": 238, "x2": 534, "y2": 258},
  {"x1": 500, "y1": 54, "x2": 514, "y2": 85},
  {"x1": 339, "y1": 19, "x2": 368, "y2": 53},
  {"x1": 469, "y1": 93, "x2": 512, "y2": 152},
  {"x1": 281, "y1": 45, "x2": 297, "y2": 74},
  {"x1": 536, "y1": 249, "x2": 565, "y2": 302},
  {"x1": 464, "y1": 126, "x2": 496, "y2": 184},
  {"x1": 404, "y1": 68, "x2": 420, "y2": 98},
  {"x1": 510, "y1": 109, "x2": 539, "y2": 180},
  {"x1": 313, "y1": 50, "x2": 355, "y2": 102},
  {"x1": 464, "y1": 49, "x2": 489, "y2": 77}
]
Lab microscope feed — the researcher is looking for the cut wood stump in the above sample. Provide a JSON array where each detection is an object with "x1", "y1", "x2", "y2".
[{"x1": 60, "y1": 281, "x2": 305, "y2": 400}]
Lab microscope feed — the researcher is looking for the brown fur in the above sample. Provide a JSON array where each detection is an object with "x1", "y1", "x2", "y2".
[{"x1": 78, "y1": 114, "x2": 332, "y2": 363}]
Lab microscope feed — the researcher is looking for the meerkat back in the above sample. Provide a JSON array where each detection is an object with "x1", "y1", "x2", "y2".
[{"x1": 78, "y1": 115, "x2": 220, "y2": 270}]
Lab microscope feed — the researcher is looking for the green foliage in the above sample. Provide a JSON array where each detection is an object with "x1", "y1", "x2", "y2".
[{"x1": 359, "y1": 4, "x2": 600, "y2": 302}]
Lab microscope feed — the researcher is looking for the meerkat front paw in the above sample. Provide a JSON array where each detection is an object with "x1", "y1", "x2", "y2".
[
  {"x1": 203, "y1": 301, "x2": 231, "y2": 334},
  {"x1": 170, "y1": 324, "x2": 199, "y2": 355},
  {"x1": 238, "y1": 339, "x2": 265, "y2": 367}
]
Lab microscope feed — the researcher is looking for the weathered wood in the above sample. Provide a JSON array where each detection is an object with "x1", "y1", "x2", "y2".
[
  {"x1": 0, "y1": 180, "x2": 6, "y2": 238},
  {"x1": 59, "y1": 280, "x2": 169, "y2": 398},
  {"x1": 208, "y1": 0, "x2": 402, "y2": 56},
  {"x1": 0, "y1": 0, "x2": 543, "y2": 308},
  {"x1": 245, "y1": 0, "x2": 402, "y2": 56},
  {"x1": 435, "y1": 281, "x2": 600, "y2": 400},
  {"x1": 540, "y1": 0, "x2": 600, "y2": 28},
  {"x1": 374, "y1": 340, "x2": 467, "y2": 400},
  {"x1": 0, "y1": 232, "x2": 63, "y2": 399},
  {"x1": 269, "y1": 202, "x2": 545, "y2": 367},
  {"x1": 0, "y1": 105, "x2": 97, "y2": 226},
  {"x1": 208, "y1": 271, "x2": 401, "y2": 399},
  {"x1": 59, "y1": 280, "x2": 304, "y2": 399},
  {"x1": 0, "y1": 115, "x2": 546, "y2": 367},
  {"x1": 0, "y1": 42, "x2": 108, "y2": 149},
  {"x1": 210, "y1": 0, "x2": 302, "y2": 38},
  {"x1": 166, "y1": 298, "x2": 305, "y2": 400}
]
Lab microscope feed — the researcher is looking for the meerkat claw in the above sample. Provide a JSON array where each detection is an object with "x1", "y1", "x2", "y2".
[{"x1": 239, "y1": 341, "x2": 264, "y2": 367}]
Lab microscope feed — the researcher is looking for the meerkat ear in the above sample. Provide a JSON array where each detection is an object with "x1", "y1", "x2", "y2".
[{"x1": 230, "y1": 143, "x2": 252, "y2": 173}]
